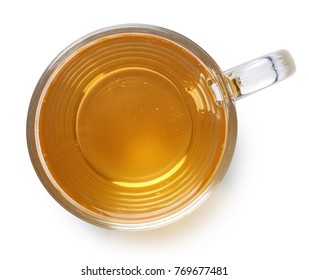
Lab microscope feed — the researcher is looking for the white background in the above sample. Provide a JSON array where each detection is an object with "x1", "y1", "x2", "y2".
[{"x1": 1, "y1": 0, "x2": 308, "y2": 279}]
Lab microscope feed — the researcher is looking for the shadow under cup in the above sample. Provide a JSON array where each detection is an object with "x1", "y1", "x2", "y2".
[{"x1": 27, "y1": 25, "x2": 237, "y2": 230}]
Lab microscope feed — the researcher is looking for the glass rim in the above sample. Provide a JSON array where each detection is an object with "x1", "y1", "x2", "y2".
[{"x1": 27, "y1": 24, "x2": 237, "y2": 230}]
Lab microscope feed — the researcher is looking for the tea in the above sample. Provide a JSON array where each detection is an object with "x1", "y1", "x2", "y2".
[{"x1": 38, "y1": 33, "x2": 227, "y2": 224}]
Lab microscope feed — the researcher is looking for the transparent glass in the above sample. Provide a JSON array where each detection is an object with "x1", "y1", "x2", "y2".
[
  {"x1": 225, "y1": 49, "x2": 296, "y2": 99},
  {"x1": 27, "y1": 24, "x2": 295, "y2": 231}
]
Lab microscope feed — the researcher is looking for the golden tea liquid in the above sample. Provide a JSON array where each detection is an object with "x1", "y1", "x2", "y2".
[{"x1": 38, "y1": 33, "x2": 227, "y2": 224}]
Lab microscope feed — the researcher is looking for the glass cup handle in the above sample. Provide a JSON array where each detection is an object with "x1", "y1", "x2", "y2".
[{"x1": 224, "y1": 49, "x2": 296, "y2": 100}]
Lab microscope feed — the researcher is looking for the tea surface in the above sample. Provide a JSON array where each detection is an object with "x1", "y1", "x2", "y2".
[{"x1": 38, "y1": 33, "x2": 227, "y2": 223}]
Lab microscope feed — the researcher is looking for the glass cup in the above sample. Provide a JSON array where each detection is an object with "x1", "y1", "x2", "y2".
[{"x1": 27, "y1": 24, "x2": 295, "y2": 230}]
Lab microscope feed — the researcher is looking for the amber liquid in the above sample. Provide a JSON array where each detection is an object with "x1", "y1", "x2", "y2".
[{"x1": 39, "y1": 33, "x2": 227, "y2": 224}]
